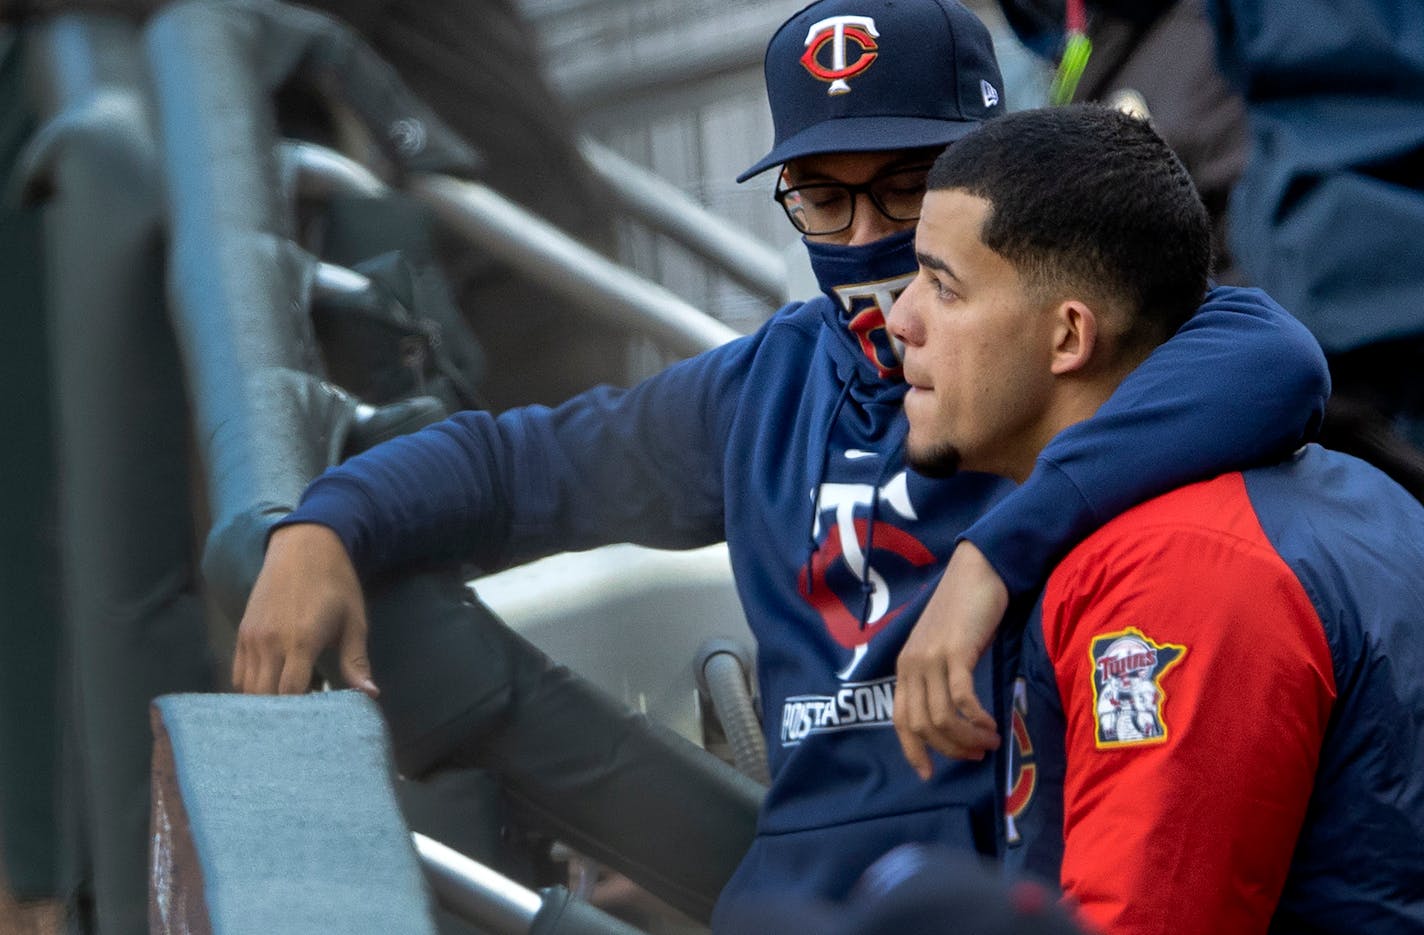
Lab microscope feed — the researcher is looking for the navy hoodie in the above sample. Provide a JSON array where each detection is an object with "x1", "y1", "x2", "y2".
[{"x1": 283, "y1": 227, "x2": 1328, "y2": 922}]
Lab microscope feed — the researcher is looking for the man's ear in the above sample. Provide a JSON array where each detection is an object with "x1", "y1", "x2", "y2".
[{"x1": 1049, "y1": 300, "x2": 1098, "y2": 376}]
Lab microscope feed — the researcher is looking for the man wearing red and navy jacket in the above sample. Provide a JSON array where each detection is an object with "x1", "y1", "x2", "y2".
[{"x1": 889, "y1": 104, "x2": 1424, "y2": 934}]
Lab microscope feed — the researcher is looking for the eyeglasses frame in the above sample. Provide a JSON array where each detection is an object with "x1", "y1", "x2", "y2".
[{"x1": 773, "y1": 163, "x2": 936, "y2": 236}]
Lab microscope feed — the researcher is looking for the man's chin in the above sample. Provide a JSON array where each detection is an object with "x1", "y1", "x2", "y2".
[{"x1": 906, "y1": 439, "x2": 962, "y2": 479}]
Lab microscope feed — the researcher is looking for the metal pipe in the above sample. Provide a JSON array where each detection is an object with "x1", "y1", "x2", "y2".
[
  {"x1": 547, "y1": 9, "x2": 778, "y2": 112},
  {"x1": 413, "y1": 832, "x2": 541, "y2": 934},
  {"x1": 410, "y1": 172, "x2": 741, "y2": 357},
  {"x1": 281, "y1": 138, "x2": 386, "y2": 200},
  {"x1": 282, "y1": 142, "x2": 741, "y2": 357},
  {"x1": 293, "y1": 135, "x2": 784, "y2": 312},
  {"x1": 25, "y1": 17, "x2": 214, "y2": 929},
  {"x1": 579, "y1": 138, "x2": 786, "y2": 305},
  {"x1": 312, "y1": 261, "x2": 373, "y2": 299}
]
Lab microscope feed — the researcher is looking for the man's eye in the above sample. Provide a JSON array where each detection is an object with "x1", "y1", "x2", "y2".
[
  {"x1": 878, "y1": 169, "x2": 930, "y2": 196},
  {"x1": 881, "y1": 180, "x2": 927, "y2": 198},
  {"x1": 804, "y1": 189, "x2": 850, "y2": 211}
]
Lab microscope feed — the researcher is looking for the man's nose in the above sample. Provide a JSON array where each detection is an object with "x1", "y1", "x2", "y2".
[
  {"x1": 887, "y1": 278, "x2": 923, "y2": 347},
  {"x1": 845, "y1": 192, "x2": 905, "y2": 246}
]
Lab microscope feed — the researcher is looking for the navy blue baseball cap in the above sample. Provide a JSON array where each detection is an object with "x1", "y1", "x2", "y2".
[{"x1": 737, "y1": 0, "x2": 1006, "y2": 182}]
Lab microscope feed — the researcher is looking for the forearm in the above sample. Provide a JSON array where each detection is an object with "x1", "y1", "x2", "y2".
[
  {"x1": 277, "y1": 410, "x2": 512, "y2": 576},
  {"x1": 278, "y1": 343, "x2": 746, "y2": 576}
]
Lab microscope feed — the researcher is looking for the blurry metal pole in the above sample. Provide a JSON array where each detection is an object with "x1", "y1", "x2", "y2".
[
  {"x1": 285, "y1": 141, "x2": 742, "y2": 358},
  {"x1": 537, "y1": 5, "x2": 780, "y2": 114},
  {"x1": 413, "y1": 833, "x2": 648, "y2": 935},
  {"x1": 280, "y1": 138, "x2": 386, "y2": 201},
  {"x1": 410, "y1": 174, "x2": 742, "y2": 357},
  {"x1": 413, "y1": 833, "x2": 541, "y2": 934},
  {"x1": 23, "y1": 17, "x2": 214, "y2": 933},
  {"x1": 578, "y1": 138, "x2": 786, "y2": 305},
  {"x1": 0, "y1": 22, "x2": 61, "y2": 900}
]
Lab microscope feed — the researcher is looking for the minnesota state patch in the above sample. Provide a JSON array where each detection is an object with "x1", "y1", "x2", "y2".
[{"x1": 1089, "y1": 627, "x2": 1186, "y2": 749}]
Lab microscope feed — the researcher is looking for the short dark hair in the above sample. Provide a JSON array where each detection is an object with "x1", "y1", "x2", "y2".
[{"x1": 927, "y1": 104, "x2": 1211, "y2": 350}]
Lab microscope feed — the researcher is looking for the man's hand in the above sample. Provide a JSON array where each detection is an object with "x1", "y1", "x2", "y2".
[
  {"x1": 233, "y1": 523, "x2": 378, "y2": 698},
  {"x1": 894, "y1": 540, "x2": 1006, "y2": 779}
]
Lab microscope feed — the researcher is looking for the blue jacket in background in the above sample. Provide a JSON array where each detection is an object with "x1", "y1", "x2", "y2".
[{"x1": 1209, "y1": 0, "x2": 1424, "y2": 353}]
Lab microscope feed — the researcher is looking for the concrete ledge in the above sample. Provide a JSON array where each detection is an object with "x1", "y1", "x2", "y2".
[{"x1": 150, "y1": 692, "x2": 437, "y2": 935}]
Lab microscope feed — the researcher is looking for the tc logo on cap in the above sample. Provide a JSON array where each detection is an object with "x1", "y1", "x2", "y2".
[{"x1": 800, "y1": 15, "x2": 879, "y2": 95}]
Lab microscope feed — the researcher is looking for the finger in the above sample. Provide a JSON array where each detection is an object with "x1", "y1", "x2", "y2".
[
  {"x1": 903, "y1": 666, "x2": 994, "y2": 761},
  {"x1": 249, "y1": 650, "x2": 283, "y2": 696},
  {"x1": 948, "y1": 664, "x2": 999, "y2": 734},
  {"x1": 893, "y1": 676, "x2": 935, "y2": 781},
  {"x1": 895, "y1": 726, "x2": 933, "y2": 781},
  {"x1": 277, "y1": 651, "x2": 315, "y2": 696},
  {"x1": 941, "y1": 666, "x2": 1002, "y2": 756},
  {"x1": 919, "y1": 718, "x2": 998, "y2": 761},
  {"x1": 914, "y1": 705, "x2": 989, "y2": 761},
  {"x1": 231, "y1": 640, "x2": 248, "y2": 693},
  {"x1": 919, "y1": 664, "x2": 982, "y2": 761},
  {"x1": 338, "y1": 613, "x2": 378, "y2": 698},
  {"x1": 923, "y1": 658, "x2": 955, "y2": 731}
]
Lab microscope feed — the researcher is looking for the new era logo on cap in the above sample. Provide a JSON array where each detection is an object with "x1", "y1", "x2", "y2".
[{"x1": 738, "y1": 0, "x2": 1007, "y2": 181}]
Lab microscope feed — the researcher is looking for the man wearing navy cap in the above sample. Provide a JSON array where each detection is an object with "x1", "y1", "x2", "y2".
[{"x1": 235, "y1": 0, "x2": 1329, "y2": 922}]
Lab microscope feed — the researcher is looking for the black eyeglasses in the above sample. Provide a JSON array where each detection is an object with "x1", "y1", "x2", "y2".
[{"x1": 774, "y1": 164, "x2": 934, "y2": 235}]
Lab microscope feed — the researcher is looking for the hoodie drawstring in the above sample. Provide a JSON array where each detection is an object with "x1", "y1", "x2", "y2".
[
  {"x1": 858, "y1": 440, "x2": 901, "y2": 627},
  {"x1": 805, "y1": 374, "x2": 857, "y2": 596},
  {"x1": 859, "y1": 480, "x2": 880, "y2": 626}
]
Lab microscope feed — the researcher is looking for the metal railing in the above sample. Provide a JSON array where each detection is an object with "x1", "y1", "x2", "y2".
[
  {"x1": 414, "y1": 833, "x2": 543, "y2": 933},
  {"x1": 579, "y1": 138, "x2": 786, "y2": 305},
  {"x1": 286, "y1": 140, "x2": 743, "y2": 358}
]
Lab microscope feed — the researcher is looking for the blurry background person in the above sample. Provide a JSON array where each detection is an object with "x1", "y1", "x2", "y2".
[
  {"x1": 996, "y1": 0, "x2": 1248, "y2": 283},
  {"x1": 1210, "y1": 0, "x2": 1424, "y2": 491},
  {"x1": 995, "y1": 0, "x2": 1424, "y2": 497}
]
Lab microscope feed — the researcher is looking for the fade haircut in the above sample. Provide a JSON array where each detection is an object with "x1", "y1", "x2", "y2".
[{"x1": 927, "y1": 104, "x2": 1211, "y2": 351}]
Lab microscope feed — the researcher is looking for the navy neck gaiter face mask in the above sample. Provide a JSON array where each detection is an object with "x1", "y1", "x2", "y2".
[{"x1": 804, "y1": 228, "x2": 918, "y2": 381}]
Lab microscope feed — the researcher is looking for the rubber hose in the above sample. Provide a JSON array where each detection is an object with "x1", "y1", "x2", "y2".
[{"x1": 701, "y1": 652, "x2": 770, "y2": 786}]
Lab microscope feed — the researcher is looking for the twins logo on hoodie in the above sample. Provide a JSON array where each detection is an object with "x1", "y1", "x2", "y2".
[{"x1": 783, "y1": 471, "x2": 936, "y2": 746}]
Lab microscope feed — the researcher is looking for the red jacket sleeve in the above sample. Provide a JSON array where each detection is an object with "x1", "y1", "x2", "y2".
[{"x1": 1041, "y1": 473, "x2": 1336, "y2": 935}]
